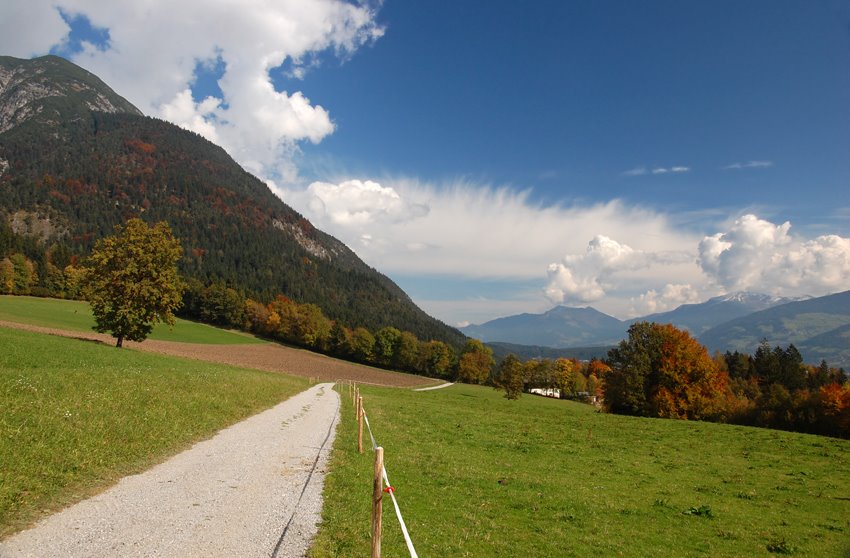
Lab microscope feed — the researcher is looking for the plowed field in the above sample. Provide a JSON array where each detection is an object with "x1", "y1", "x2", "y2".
[{"x1": 0, "y1": 320, "x2": 439, "y2": 388}]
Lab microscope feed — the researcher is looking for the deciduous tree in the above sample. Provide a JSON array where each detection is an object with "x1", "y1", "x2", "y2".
[
  {"x1": 605, "y1": 322, "x2": 729, "y2": 420},
  {"x1": 83, "y1": 219, "x2": 184, "y2": 347},
  {"x1": 495, "y1": 353, "x2": 524, "y2": 399},
  {"x1": 457, "y1": 339, "x2": 494, "y2": 384}
]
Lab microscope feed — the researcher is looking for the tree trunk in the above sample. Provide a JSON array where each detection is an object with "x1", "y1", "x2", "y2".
[{"x1": 116, "y1": 335, "x2": 123, "y2": 348}]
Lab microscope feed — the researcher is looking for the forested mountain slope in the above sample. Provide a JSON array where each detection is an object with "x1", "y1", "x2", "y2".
[{"x1": 0, "y1": 55, "x2": 464, "y2": 346}]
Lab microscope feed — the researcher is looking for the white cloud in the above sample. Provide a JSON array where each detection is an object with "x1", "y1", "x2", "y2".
[
  {"x1": 0, "y1": 1, "x2": 69, "y2": 58},
  {"x1": 622, "y1": 166, "x2": 647, "y2": 176},
  {"x1": 723, "y1": 160, "x2": 773, "y2": 170},
  {"x1": 283, "y1": 178, "x2": 703, "y2": 289},
  {"x1": 630, "y1": 283, "x2": 703, "y2": 316},
  {"x1": 652, "y1": 166, "x2": 690, "y2": 175},
  {"x1": 544, "y1": 236, "x2": 694, "y2": 305},
  {"x1": 698, "y1": 214, "x2": 850, "y2": 296},
  {"x1": 0, "y1": 0, "x2": 383, "y2": 183},
  {"x1": 303, "y1": 179, "x2": 429, "y2": 227}
]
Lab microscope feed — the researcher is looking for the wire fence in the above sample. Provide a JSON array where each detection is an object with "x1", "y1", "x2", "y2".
[{"x1": 344, "y1": 381, "x2": 420, "y2": 558}]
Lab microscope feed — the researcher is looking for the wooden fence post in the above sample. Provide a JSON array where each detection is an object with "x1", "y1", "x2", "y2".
[
  {"x1": 372, "y1": 446, "x2": 384, "y2": 558},
  {"x1": 358, "y1": 395, "x2": 364, "y2": 454},
  {"x1": 355, "y1": 387, "x2": 360, "y2": 417}
]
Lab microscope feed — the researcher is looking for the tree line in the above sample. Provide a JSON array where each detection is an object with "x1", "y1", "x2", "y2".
[{"x1": 602, "y1": 322, "x2": 849, "y2": 438}]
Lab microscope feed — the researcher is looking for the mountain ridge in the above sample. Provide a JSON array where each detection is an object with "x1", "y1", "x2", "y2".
[
  {"x1": 462, "y1": 291, "x2": 850, "y2": 366},
  {"x1": 0, "y1": 54, "x2": 465, "y2": 346}
]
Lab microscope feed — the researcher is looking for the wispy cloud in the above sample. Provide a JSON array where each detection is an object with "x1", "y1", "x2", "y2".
[
  {"x1": 652, "y1": 166, "x2": 690, "y2": 175},
  {"x1": 723, "y1": 160, "x2": 774, "y2": 170},
  {"x1": 625, "y1": 165, "x2": 690, "y2": 176}
]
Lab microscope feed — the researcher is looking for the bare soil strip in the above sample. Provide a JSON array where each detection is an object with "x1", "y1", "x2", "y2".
[
  {"x1": 0, "y1": 320, "x2": 438, "y2": 387},
  {"x1": 0, "y1": 383, "x2": 339, "y2": 558}
]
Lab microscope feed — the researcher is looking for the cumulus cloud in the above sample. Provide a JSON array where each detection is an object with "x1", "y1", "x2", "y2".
[
  {"x1": 544, "y1": 236, "x2": 694, "y2": 305},
  {"x1": 698, "y1": 214, "x2": 850, "y2": 296},
  {"x1": 630, "y1": 283, "x2": 703, "y2": 316},
  {"x1": 0, "y1": 0, "x2": 383, "y2": 183},
  {"x1": 302, "y1": 179, "x2": 429, "y2": 226},
  {"x1": 723, "y1": 160, "x2": 773, "y2": 170}
]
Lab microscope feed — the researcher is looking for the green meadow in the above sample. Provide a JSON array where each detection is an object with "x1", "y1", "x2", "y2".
[
  {"x1": 0, "y1": 295, "x2": 263, "y2": 344},
  {"x1": 0, "y1": 327, "x2": 306, "y2": 538},
  {"x1": 313, "y1": 383, "x2": 850, "y2": 557}
]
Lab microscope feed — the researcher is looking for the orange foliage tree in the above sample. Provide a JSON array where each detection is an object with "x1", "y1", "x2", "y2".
[{"x1": 605, "y1": 322, "x2": 729, "y2": 420}]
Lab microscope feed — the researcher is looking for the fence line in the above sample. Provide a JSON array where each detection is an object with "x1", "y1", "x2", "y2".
[{"x1": 345, "y1": 380, "x2": 419, "y2": 558}]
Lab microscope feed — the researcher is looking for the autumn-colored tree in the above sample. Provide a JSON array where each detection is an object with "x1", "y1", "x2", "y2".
[
  {"x1": 83, "y1": 219, "x2": 184, "y2": 347},
  {"x1": 291, "y1": 303, "x2": 332, "y2": 349},
  {"x1": 587, "y1": 359, "x2": 611, "y2": 378},
  {"x1": 605, "y1": 322, "x2": 729, "y2": 420},
  {"x1": 816, "y1": 383, "x2": 850, "y2": 436},
  {"x1": 63, "y1": 264, "x2": 86, "y2": 299},
  {"x1": 244, "y1": 299, "x2": 270, "y2": 334},
  {"x1": 0, "y1": 258, "x2": 13, "y2": 294},
  {"x1": 419, "y1": 340, "x2": 455, "y2": 378},
  {"x1": 553, "y1": 358, "x2": 575, "y2": 397},
  {"x1": 457, "y1": 339, "x2": 494, "y2": 384},
  {"x1": 495, "y1": 353, "x2": 524, "y2": 399},
  {"x1": 524, "y1": 359, "x2": 556, "y2": 392}
]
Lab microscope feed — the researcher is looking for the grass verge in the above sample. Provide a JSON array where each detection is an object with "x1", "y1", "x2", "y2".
[
  {"x1": 312, "y1": 383, "x2": 850, "y2": 557},
  {"x1": 0, "y1": 327, "x2": 307, "y2": 539},
  {"x1": 0, "y1": 295, "x2": 263, "y2": 344}
]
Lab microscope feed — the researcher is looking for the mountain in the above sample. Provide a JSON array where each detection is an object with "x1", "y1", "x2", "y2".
[
  {"x1": 460, "y1": 305, "x2": 625, "y2": 347},
  {"x1": 634, "y1": 292, "x2": 803, "y2": 336},
  {"x1": 0, "y1": 54, "x2": 142, "y2": 136},
  {"x1": 0, "y1": 55, "x2": 464, "y2": 346},
  {"x1": 698, "y1": 290, "x2": 850, "y2": 367}
]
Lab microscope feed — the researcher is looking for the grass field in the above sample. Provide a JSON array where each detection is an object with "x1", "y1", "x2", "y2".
[
  {"x1": 312, "y1": 383, "x2": 850, "y2": 557},
  {"x1": 0, "y1": 295, "x2": 263, "y2": 344},
  {"x1": 0, "y1": 326, "x2": 308, "y2": 539}
]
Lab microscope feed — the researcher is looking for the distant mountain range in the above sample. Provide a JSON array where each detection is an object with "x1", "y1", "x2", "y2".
[
  {"x1": 0, "y1": 55, "x2": 464, "y2": 346},
  {"x1": 461, "y1": 291, "x2": 850, "y2": 367},
  {"x1": 636, "y1": 292, "x2": 806, "y2": 336},
  {"x1": 698, "y1": 290, "x2": 850, "y2": 364},
  {"x1": 460, "y1": 305, "x2": 624, "y2": 348}
]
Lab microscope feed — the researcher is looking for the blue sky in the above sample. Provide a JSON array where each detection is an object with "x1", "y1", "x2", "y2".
[{"x1": 2, "y1": 0, "x2": 850, "y2": 326}]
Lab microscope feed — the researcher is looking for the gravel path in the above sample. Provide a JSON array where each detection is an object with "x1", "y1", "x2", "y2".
[
  {"x1": 413, "y1": 382, "x2": 455, "y2": 391},
  {"x1": 0, "y1": 383, "x2": 339, "y2": 558}
]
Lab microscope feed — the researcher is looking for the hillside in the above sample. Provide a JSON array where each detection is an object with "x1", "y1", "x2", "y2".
[
  {"x1": 698, "y1": 290, "x2": 850, "y2": 367},
  {"x1": 0, "y1": 55, "x2": 464, "y2": 346}
]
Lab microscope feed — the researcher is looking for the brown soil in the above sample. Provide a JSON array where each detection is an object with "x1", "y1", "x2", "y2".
[{"x1": 0, "y1": 320, "x2": 439, "y2": 388}]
